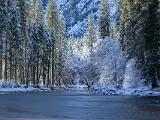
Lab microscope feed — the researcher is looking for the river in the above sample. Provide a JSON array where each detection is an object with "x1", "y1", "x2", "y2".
[{"x1": 0, "y1": 90, "x2": 160, "y2": 120}]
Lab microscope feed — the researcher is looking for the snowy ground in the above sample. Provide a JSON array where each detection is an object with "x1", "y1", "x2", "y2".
[
  {"x1": 92, "y1": 84, "x2": 160, "y2": 96},
  {"x1": 0, "y1": 86, "x2": 54, "y2": 93},
  {"x1": 0, "y1": 81, "x2": 88, "y2": 93},
  {"x1": 1, "y1": 81, "x2": 160, "y2": 96}
]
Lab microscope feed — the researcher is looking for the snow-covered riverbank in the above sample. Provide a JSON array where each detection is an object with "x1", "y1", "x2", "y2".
[
  {"x1": 92, "y1": 84, "x2": 160, "y2": 96},
  {"x1": 1, "y1": 81, "x2": 160, "y2": 96},
  {"x1": 0, "y1": 81, "x2": 88, "y2": 93}
]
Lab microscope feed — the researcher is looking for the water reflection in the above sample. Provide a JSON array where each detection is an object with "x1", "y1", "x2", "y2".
[{"x1": 0, "y1": 91, "x2": 159, "y2": 120}]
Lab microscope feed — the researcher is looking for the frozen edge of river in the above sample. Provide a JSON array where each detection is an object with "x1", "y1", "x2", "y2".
[
  {"x1": 1, "y1": 84, "x2": 160, "y2": 97},
  {"x1": 0, "y1": 87, "x2": 52, "y2": 93},
  {"x1": 0, "y1": 84, "x2": 88, "y2": 93}
]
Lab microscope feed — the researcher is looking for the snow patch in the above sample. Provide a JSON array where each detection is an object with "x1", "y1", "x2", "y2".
[{"x1": 92, "y1": 84, "x2": 160, "y2": 96}]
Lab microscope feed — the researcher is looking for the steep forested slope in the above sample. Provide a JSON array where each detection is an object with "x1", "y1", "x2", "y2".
[{"x1": 43, "y1": 0, "x2": 117, "y2": 37}]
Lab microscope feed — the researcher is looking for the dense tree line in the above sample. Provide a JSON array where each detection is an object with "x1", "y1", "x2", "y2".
[
  {"x1": 118, "y1": 0, "x2": 160, "y2": 88},
  {"x1": 0, "y1": 0, "x2": 68, "y2": 87},
  {"x1": 0, "y1": 0, "x2": 159, "y2": 89},
  {"x1": 97, "y1": 0, "x2": 160, "y2": 88}
]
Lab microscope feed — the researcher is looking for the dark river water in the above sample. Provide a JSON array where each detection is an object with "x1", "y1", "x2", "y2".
[{"x1": 0, "y1": 90, "x2": 160, "y2": 120}]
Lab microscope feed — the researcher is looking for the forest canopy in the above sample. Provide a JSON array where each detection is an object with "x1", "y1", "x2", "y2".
[{"x1": 0, "y1": 0, "x2": 159, "y2": 91}]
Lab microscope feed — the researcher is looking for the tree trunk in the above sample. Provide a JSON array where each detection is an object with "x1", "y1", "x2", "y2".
[
  {"x1": 47, "y1": 63, "x2": 50, "y2": 87},
  {"x1": 9, "y1": 48, "x2": 12, "y2": 80},
  {"x1": 36, "y1": 51, "x2": 39, "y2": 86},
  {"x1": 32, "y1": 66, "x2": 36, "y2": 85},
  {"x1": 152, "y1": 68, "x2": 158, "y2": 88},
  {"x1": 26, "y1": 63, "x2": 30, "y2": 87},
  {"x1": 153, "y1": 67, "x2": 159, "y2": 88},
  {"x1": 42, "y1": 63, "x2": 46, "y2": 86},
  {"x1": 51, "y1": 47, "x2": 54, "y2": 85},
  {"x1": 14, "y1": 64, "x2": 17, "y2": 82},
  {"x1": 4, "y1": 41, "x2": 7, "y2": 81},
  {"x1": 0, "y1": 55, "x2": 2, "y2": 80},
  {"x1": 36, "y1": 65, "x2": 39, "y2": 85}
]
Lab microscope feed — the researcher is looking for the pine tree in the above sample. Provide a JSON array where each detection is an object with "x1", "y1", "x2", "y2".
[
  {"x1": 29, "y1": 0, "x2": 46, "y2": 86},
  {"x1": 158, "y1": 0, "x2": 160, "y2": 80},
  {"x1": 45, "y1": 0, "x2": 59, "y2": 33},
  {"x1": 110, "y1": 21, "x2": 118, "y2": 40},
  {"x1": 45, "y1": 0, "x2": 59, "y2": 85},
  {"x1": 119, "y1": 0, "x2": 133, "y2": 58},
  {"x1": 114, "y1": 0, "x2": 121, "y2": 40},
  {"x1": 0, "y1": 0, "x2": 6, "y2": 80},
  {"x1": 4, "y1": 1, "x2": 21, "y2": 81},
  {"x1": 29, "y1": 0, "x2": 36, "y2": 29},
  {"x1": 16, "y1": 0, "x2": 29, "y2": 84},
  {"x1": 119, "y1": 0, "x2": 145, "y2": 65},
  {"x1": 119, "y1": 0, "x2": 160, "y2": 88},
  {"x1": 58, "y1": 13, "x2": 68, "y2": 85},
  {"x1": 143, "y1": 0, "x2": 160, "y2": 88},
  {"x1": 45, "y1": 0, "x2": 67, "y2": 85},
  {"x1": 86, "y1": 12, "x2": 96, "y2": 54},
  {"x1": 17, "y1": 0, "x2": 28, "y2": 39},
  {"x1": 35, "y1": 0, "x2": 45, "y2": 86},
  {"x1": 99, "y1": 0, "x2": 110, "y2": 39},
  {"x1": 41, "y1": 29, "x2": 50, "y2": 86}
]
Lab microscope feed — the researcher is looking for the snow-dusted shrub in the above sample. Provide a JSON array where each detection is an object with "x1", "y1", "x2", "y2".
[
  {"x1": 66, "y1": 37, "x2": 125, "y2": 87},
  {"x1": 66, "y1": 37, "x2": 100, "y2": 86},
  {"x1": 96, "y1": 37, "x2": 126, "y2": 86},
  {"x1": 123, "y1": 58, "x2": 143, "y2": 89},
  {"x1": 66, "y1": 39, "x2": 85, "y2": 84},
  {"x1": 0, "y1": 81, "x2": 21, "y2": 88}
]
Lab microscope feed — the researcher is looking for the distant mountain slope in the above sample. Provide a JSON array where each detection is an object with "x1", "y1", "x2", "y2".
[{"x1": 43, "y1": 0, "x2": 117, "y2": 37}]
